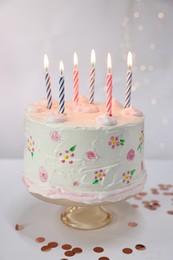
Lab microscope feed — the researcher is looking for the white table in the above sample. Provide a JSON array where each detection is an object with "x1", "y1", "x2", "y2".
[{"x1": 0, "y1": 159, "x2": 173, "y2": 260}]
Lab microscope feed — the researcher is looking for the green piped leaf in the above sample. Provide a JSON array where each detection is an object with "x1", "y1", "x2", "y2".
[
  {"x1": 92, "y1": 179, "x2": 99, "y2": 184},
  {"x1": 31, "y1": 152, "x2": 34, "y2": 158},
  {"x1": 69, "y1": 145, "x2": 76, "y2": 152},
  {"x1": 131, "y1": 169, "x2": 136, "y2": 175},
  {"x1": 120, "y1": 139, "x2": 125, "y2": 143}
]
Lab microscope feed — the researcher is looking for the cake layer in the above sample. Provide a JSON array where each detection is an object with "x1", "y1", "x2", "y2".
[{"x1": 23, "y1": 98, "x2": 146, "y2": 204}]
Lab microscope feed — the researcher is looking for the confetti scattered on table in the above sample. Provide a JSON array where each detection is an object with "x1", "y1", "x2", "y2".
[
  {"x1": 93, "y1": 247, "x2": 104, "y2": 253},
  {"x1": 48, "y1": 242, "x2": 58, "y2": 248},
  {"x1": 122, "y1": 248, "x2": 133, "y2": 254},
  {"x1": 167, "y1": 210, "x2": 173, "y2": 215},
  {"x1": 72, "y1": 247, "x2": 83, "y2": 254},
  {"x1": 64, "y1": 250, "x2": 75, "y2": 257},
  {"x1": 15, "y1": 224, "x2": 24, "y2": 231},
  {"x1": 128, "y1": 222, "x2": 138, "y2": 227},
  {"x1": 62, "y1": 244, "x2": 72, "y2": 250},
  {"x1": 135, "y1": 244, "x2": 146, "y2": 251},
  {"x1": 41, "y1": 245, "x2": 51, "y2": 252},
  {"x1": 35, "y1": 237, "x2": 45, "y2": 243}
]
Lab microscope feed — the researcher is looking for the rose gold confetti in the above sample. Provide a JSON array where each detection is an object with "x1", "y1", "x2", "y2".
[
  {"x1": 128, "y1": 222, "x2": 138, "y2": 227},
  {"x1": 93, "y1": 247, "x2": 104, "y2": 253},
  {"x1": 98, "y1": 257, "x2": 110, "y2": 260},
  {"x1": 131, "y1": 204, "x2": 139, "y2": 208},
  {"x1": 15, "y1": 224, "x2": 24, "y2": 231},
  {"x1": 48, "y1": 242, "x2": 58, "y2": 248},
  {"x1": 160, "y1": 187, "x2": 169, "y2": 191},
  {"x1": 142, "y1": 200, "x2": 149, "y2": 204},
  {"x1": 134, "y1": 195, "x2": 142, "y2": 200},
  {"x1": 35, "y1": 237, "x2": 46, "y2": 243},
  {"x1": 135, "y1": 244, "x2": 146, "y2": 251},
  {"x1": 122, "y1": 248, "x2": 133, "y2": 254},
  {"x1": 163, "y1": 192, "x2": 173, "y2": 196},
  {"x1": 167, "y1": 210, "x2": 173, "y2": 215},
  {"x1": 41, "y1": 245, "x2": 51, "y2": 252},
  {"x1": 64, "y1": 250, "x2": 75, "y2": 257},
  {"x1": 62, "y1": 244, "x2": 72, "y2": 250},
  {"x1": 138, "y1": 192, "x2": 147, "y2": 196},
  {"x1": 145, "y1": 204, "x2": 157, "y2": 210},
  {"x1": 72, "y1": 247, "x2": 83, "y2": 254}
]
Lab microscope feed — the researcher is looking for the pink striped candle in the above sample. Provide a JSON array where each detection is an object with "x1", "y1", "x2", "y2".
[
  {"x1": 89, "y1": 49, "x2": 96, "y2": 104},
  {"x1": 106, "y1": 53, "x2": 113, "y2": 116},
  {"x1": 73, "y1": 52, "x2": 79, "y2": 103}
]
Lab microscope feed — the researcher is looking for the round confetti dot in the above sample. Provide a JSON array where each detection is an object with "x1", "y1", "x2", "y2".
[
  {"x1": 150, "y1": 98, "x2": 157, "y2": 105},
  {"x1": 133, "y1": 12, "x2": 140, "y2": 18},
  {"x1": 72, "y1": 247, "x2": 83, "y2": 254},
  {"x1": 138, "y1": 192, "x2": 147, "y2": 196},
  {"x1": 15, "y1": 224, "x2": 24, "y2": 231},
  {"x1": 98, "y1": 257, "x2": 110, "y2": 260},
  {"x1": 93, "y1": 247, "x2": 104, "y2": 253},
  {"x1": 64, "y1": 250, "x2": 75, "y2": 257},
  {"x1": 158, "y1": 12, "x2": 165, "y2": 19},
  {"x1": 138, "y1": 25, "x2": 144, "y2": 31},
  {"x1": 62, "y1": 244, "x2": 72, "y2": 250},
  {"x1": 35, "y1": 237, "x2": 46, "y2": 243},
  {"x1": 128, "y1": 222, "x2": 138, "y2": 227},
  {"x1": 122, "y1": 248, "x2": 133, "y2": 254},
  {"x1": 48, "y1": 242, "x2": 58, "y2": 248},
  {"x1": 41, "y1": 246, "x2": 51, "y2": 252},
  {"x1": 131, "y1": 204, "x2": 139, "y2": 208},
  {"x1": 135, "y1": 244, "x2": 146, "y2": 251},
  {"x1": 160, "y1": 142, "x2": 166, "y2": 149},
  {"x1": 167, "y1": 210, "x2": 173, "y2": 215}
]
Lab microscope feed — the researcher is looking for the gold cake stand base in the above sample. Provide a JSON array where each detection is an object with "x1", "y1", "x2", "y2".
[
  {"x1": 61, "y1": 206, "x2": 112, "y2": 230},
  {"x1": 31, "y1": 193, "x2": 112, "y2": 230}
]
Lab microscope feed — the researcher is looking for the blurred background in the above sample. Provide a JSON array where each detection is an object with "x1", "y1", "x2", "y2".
[{"x1": 0, "y1": 0, "x2": 172, "y2": 159}]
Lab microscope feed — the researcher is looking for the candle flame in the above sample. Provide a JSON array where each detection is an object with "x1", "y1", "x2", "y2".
[
  {"x1": 91, "y1": 49, "x2": 96, "y2": 66},
  {"x1": 74, "y1": 52, "x2": 78, "y2": 68},
  {"x1": 127, "y1": 52, "x2": 133, "y2": 69},
  {"x1": 107, "y1": 53, "x2": 112, "y2": 72},
  {"x1": 59, "y1": 60, "x2": 64, "y2": 74},
  {"x1": 44, "y1": 54, "x2": 49, "y2": 70}
]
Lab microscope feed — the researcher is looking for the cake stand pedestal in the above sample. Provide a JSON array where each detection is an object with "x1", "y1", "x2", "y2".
[
  {"x1": 31, "y1": 193, "x2": 112, "y2": 230},
  {"x1": 61, "y1": 205, "x2": 112, "y2": 230}
]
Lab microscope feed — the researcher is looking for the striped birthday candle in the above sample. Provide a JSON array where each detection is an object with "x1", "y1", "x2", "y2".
[
  {"x1": 106, "y1": 53, "x2": 113, "y2": 117},
  {"x1": 44, "y1": 54, "x2": 52, "y2": 109},
  {"x1": 124, "y1": 52, "x2": 133, "y2": 108},
  {"x1": 89, "y1": 49, "x2": 96, "y2": 104},
  {"x1": 59, "y1": 61, "x2": 65, "y2": 114}
]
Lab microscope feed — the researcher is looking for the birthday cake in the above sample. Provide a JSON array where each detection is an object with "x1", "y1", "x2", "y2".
[{"x1": 23, "y1": 97, "x2": 147, "y2": 204}]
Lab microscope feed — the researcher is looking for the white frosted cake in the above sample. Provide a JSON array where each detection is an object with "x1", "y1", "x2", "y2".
[{"x1": 23, "y1": 97, "x2": 146, "y2": 204}]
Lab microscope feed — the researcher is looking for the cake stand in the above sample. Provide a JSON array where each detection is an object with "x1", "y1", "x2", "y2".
[
  {"x1": 30, "y1": 192, "x2": 133, "y2": 230},
  {"x1": 31, "y1": 193, "x2": 112, "y2": 230}
]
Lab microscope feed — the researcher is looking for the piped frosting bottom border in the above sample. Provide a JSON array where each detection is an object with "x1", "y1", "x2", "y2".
[{"x1": 23, "y1": 171, "x2": 147, "y2": 204}]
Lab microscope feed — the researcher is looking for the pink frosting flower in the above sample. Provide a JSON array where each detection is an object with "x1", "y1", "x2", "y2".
[
  {"x1": 50, "y1": 131, "x2": 61, "y2": 142},
  {"x1": 73, "y1": 181, "x2": 80, "y2": 187},
  {"x1": 39, "y1": 168, "x2": 48, "y2": 182},
  {"x1": 85, "y1": 150, "x2": 97, "y2": 162},
  {"x1": 127, "y1": 149, "x2": 135, "y2": 161}
]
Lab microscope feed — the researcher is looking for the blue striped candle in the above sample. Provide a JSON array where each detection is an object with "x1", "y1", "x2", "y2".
[
  {"x1": 124, "y1": 52, "x2": 133, "y2": 108},
  {"x1": 44, "y1": 54, "x2": 52, "y2": 109},
  {"x1": 59, "y1": 61, "x2": 65, "y2": 114}
]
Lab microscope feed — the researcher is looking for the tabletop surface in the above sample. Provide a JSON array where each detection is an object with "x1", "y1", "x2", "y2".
[{"x1": 0, "y1": 159, "x2": 173, "y2": 260}]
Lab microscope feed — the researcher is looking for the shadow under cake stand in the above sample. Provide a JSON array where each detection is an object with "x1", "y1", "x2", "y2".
[{"x1": 30, "y1": 192, "x2": 134, "y2": 230}]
